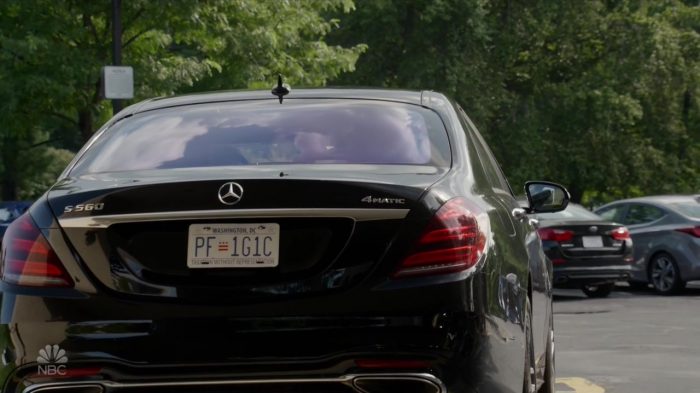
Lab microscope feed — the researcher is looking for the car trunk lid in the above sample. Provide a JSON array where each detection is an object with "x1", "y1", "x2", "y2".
[
  {"x1": 540, "y1": 220, "x2": 629, "y2": 259},
  {"x1": 48, "y1": 165, "x2": 445, "y2": 302}
]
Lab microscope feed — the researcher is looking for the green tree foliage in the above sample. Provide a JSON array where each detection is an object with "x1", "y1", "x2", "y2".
[
  {"x1": 2, "y1": 0, "x2": 698, "y2": 204},
  {"x1": 331, "y1": 0, "x2": 700, "y2": 203},
  {"x1": 0, "y1": 0, "x2": 365, "y2": 199}
]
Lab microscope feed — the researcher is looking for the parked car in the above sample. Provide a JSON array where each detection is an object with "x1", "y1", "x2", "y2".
[
  {"x1": 0, "y1": 201, "x2": 31, "y2": 247},
  {"x1": 0, "y1": 88, "x2": 569, "y2": 393},
  {"x1": 532, "y1": 202, "x2": 634, "y2": 298},
  {"x1": 595, "y1": 195, "x2": 700, "y2": 294}
]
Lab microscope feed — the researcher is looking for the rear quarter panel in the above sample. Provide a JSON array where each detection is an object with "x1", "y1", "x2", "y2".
[
  {"x1": 628, "y1": 214, "x2": 671, "y2": 270},
  {"x1": 433, "y1": 94, "x2": 550, "y2": 391},
  {"x1": 631, "y1": 221, "x2": 700, "y2": 281}
]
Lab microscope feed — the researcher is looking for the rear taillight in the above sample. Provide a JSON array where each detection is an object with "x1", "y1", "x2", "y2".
[
  {"x1": 0, "y1": 214, "x2": 73, "y2": 287},
  {"x1": 537, "y1": 228, "x2": 574, "y2": 242},
  {"x1": 675, "y1": 226, "x2": 700, "y2": 238},
  {"x1": 393, "y1": 198, "x2": 488, "y2": 278},
  {"x1": 609, "y1": 227, "x2": 630, "y2": 240}
]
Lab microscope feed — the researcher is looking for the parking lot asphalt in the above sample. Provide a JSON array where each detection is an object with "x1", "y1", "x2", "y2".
[{"x1": 553, "y1": 282, "x2": 700, "y2": 393}]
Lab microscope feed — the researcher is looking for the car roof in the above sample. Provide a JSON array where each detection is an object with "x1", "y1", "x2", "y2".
[
  {"x1": 605, "y1": 195, "x2": 699, "y2": 205},
  {"x1": 595, "y1": 195, "x2": 700, "y2": 213},
  {"x1": 126, "y1": 88, "x2": 428, "y2": 115}
]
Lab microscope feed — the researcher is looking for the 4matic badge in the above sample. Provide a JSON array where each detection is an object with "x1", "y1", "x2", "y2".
[{"x1": 361, "y1": 195, "x2": 406, "y2": 205}]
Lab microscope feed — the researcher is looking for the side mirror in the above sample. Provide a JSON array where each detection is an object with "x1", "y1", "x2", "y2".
[{"x1": 524, "y1": 181, "x2": 570, "y2": 213}]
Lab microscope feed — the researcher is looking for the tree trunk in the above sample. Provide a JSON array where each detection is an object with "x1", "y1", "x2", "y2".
[
  {"x1": 568, "y1": 185, "x2": 583, "y2": 204},
  {"x1": 680, "y1": 89, "x2": 691, "y2": 160},
  {"x1": 1, "y1": 137, "x2": 19, "y2": 200},
  {"x1": 78, "y1": 107, "x2": 94, "y2": 143},
  {"x1": 1, "y1": 177, "x2": 17, "y2": 200}
]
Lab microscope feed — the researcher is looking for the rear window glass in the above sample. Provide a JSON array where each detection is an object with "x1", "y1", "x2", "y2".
[
  {"x1": 670, "y1": 202, "x2": 700, "y2": 219},
  {"x1": 536, "y1": 204, "x2": 602, "y2": 221},
  {"x1": 71, "y1": 100, "x2": 451, "y2": 174},
  {"x1": 624, "y1": 204, "x2": 665, "y2": 225},
  {"x1": 596, "y1": 205, "x2": 624, "y2": 221}
]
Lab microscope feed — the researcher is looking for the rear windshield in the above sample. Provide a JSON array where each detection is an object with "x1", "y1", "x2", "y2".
[
  {"x1": 71, "y1": 100, "x2": 451, "y2": 174},
  {"x1": 536, "y1": 204, "x2": 603, "y2": 221},
  {"x1": 670, "y1": 202, "x2": 700, "y2": 219}
]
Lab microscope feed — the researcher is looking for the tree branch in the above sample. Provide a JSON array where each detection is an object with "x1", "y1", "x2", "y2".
[
  {"x1": 24, "y1": 138, "x2": 64, "y2": 150},
  {"x1": 123, "y1": 28, "x2": 152, "y2": 48},
  {"x1": 123, "y1": 7, "x2": 146, "y2": 34},
  {"x1": 1, "y1": 47, "x2": 27, "y2": 63},
  {"x1": 83, "y1": 13, "x2": 101, "y2": 46},
  {"x1": 46, "y1": 111, "x2": 79, "y2": 126},
  {"x1": 51, "y1": 32, "x2": 81, "y2": 48},
  {"x1": 92, "y1": 77, "x2": 102, "y2": 104}
]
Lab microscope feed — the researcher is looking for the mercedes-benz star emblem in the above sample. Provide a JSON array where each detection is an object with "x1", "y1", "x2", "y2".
[
  {"x1": 218, "y1": 182, "x2": 244, "y2": 205},
  {"x1": 589, "y1": 226, "x2": 598, "y2": 233}
]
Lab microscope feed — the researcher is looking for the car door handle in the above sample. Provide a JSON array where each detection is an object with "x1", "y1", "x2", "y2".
[{"x1": 512, "y1": 208, "x2": 528, "y2": 221}]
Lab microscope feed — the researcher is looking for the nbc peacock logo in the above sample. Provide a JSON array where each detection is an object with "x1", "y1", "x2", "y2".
[{"x1": 37, "y1": 344, "x2": 68, "y2": 376}]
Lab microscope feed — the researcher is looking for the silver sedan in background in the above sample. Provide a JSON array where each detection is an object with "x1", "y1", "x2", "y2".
[{"x1": 594, "y1": 195, "x2": 700, "y2": 294}]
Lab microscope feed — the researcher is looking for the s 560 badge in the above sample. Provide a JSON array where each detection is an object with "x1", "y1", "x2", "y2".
[{"x1": 64, "y1": 203, "x2": 104, "y2": 213}]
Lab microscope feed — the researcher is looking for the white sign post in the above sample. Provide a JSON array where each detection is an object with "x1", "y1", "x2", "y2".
[{"x1": 102, "y1": 66, "x2": 134, "y2": 100}]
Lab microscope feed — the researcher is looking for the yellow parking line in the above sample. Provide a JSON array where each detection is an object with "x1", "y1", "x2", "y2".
[{"x1": 556, "y1": 377, "x2": 605, "y2": 393}]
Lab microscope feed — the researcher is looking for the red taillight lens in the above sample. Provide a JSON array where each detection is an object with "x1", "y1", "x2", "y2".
[
  {"x1": 393, "y1": 198, "x2": 488, "y2": 278},
  {"x1": 1, "y1": 214, "x2": 73, "y2": 287},
  {"x1": 609, "y1": 227, "x2": 631, "y2": 240},
  {"x1": 537, "y1": 228, "x2": 574, "y2": 242},
  {"x1": 675, "y1": 226, "x2": 700, "y2": 238}
]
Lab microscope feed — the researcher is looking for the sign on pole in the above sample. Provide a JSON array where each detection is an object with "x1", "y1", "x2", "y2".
[{"x1": 102, "y1": 66, "x2": 134, "y2": 100}]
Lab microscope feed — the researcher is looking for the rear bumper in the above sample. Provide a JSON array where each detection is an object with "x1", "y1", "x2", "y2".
[
  {"x1": 21, "y1": 373, "x2": 445, "y2": 393},
  {"x1": 1, "y1": 313, "x2": 476, "y2": 393},
  {"x1": 628, "y1": 238, "x2": 700, "y2": 283},
  {"x1": 553, "y1": 265, "x2": 633, "y2": 288},
  {"x1": 0, "y1": 270, "x2": 530, "y2": 393}
]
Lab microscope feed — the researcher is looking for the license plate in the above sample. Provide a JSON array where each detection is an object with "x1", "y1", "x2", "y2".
[
  {"x1": 187, "y1": 223, "x2": 280, "y2": 268},
  {"x1": 582, "y1": 236, "x2": 604, "y2": 248}
]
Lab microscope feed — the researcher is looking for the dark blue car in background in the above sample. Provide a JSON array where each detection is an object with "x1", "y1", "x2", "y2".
[{"x1": 0, "y1": 201, "x2": 32, "y2": 247}]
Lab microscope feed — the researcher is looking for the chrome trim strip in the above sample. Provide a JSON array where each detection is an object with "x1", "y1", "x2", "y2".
[
  {"x1": 353, "y1": 375, "x2": 443, "y2": 393},
  {"x1": 23, "y1": 373, "x2": 445, "y2": 393},
  {"x1": 30, "y1": 386, "x2": 102, "y2": 393},
  {"x1": 58, "y1": 208, "x2": 410, "y2": 229}
]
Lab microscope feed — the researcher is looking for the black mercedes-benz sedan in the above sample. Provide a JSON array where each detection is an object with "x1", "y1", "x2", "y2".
[
  {"x1": 534, "y1": 203, "x2": 634, "y2": 298},
  {"x1": 0, "y1": 88, "x2": 569, "y2": 393}
]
